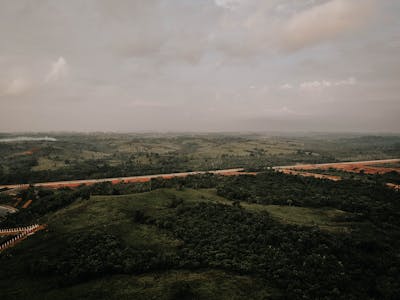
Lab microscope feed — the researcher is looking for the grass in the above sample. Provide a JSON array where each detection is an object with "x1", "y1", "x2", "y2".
[
  {"x1": 244, "y1": 204, "x2": 351, "y2": 232},
  {"x1": 43, "y1": 191, "x2": 182, "y2": 252},
  {"x1": 369, "y1": 162, "x2": 400, "y2": 168},
  {"x1": 0, "y1": 187, "x2": 352, "y2": 299},
  {"x1": 167, "y1": 188, "x2": 352, "y2": 232},
  {"x1": 32, "y1": 157, "x2": 66, "y2": 171},
  {"x1": 0, "y1": 270, "x2": 274, "y2": 300}
]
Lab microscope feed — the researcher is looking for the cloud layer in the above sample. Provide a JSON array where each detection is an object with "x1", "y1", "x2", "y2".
[
  {"x1": 282, "y1": 0, "x2": 375, "y2": 51},
  {"x1": 0, "y1": 0, "x2": 399, "y2": 132}
]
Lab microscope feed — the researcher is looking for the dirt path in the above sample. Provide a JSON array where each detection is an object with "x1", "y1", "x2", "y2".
[
  {"x1": 0, "y1": 168, "x2": 249, "y2": 190},
  {"x1": 0, "y1": 158, "x2": 398, "y2": 191}
]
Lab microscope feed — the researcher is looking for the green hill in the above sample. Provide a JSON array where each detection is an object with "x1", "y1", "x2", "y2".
[{"x1": 1, "y1": 173, "x2": 399, "y2": 299}]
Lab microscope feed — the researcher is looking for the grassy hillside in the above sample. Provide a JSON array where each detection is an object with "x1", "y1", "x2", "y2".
[
  {"x1": 1, "y1": 133, "x2": 399, "y2": 184},
  {"x1": 1, "y1": 168, "x2": 399, "y2": 300},
  {"x1": 0, "y1": 188, "x2": 353, "y2": 299}
]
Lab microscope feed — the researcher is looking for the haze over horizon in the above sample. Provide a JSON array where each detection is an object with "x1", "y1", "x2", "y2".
[{"x1": 0, "y1": 0, "x2": 399, "y2": 132}]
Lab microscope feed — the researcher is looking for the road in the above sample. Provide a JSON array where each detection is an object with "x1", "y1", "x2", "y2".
[
  {"x1": 0, "y1": 158, "x2": 398, "y2": 191},
  {"x1": 0, "y1": 168, "x2": 249, "y2": 190}
]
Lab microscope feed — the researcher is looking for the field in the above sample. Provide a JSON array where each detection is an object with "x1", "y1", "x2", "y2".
[
  {"x1": 273, "y1": 159, "x2": 400, "y2": 190},
  {"x1": 283, "y1": 159, "x2": 400, "y2": 174},
  {"x1": 1, "y1": 133, "x2": 400, "y2": 185},
  {"x1": 1, "y1": 133, "x2": 400, "y2": 299},
  {"x1": 0, "y1": 186, "x2": 360, "y2": 299}
]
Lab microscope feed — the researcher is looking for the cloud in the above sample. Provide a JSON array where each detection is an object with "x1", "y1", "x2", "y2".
[
  {"x1": 262, "y1": 105, "x2": 307, "y2": 117},
  {"x1": 45, "y1": 57, "x2": 68, "y2": 83},
  {"x1": 282, "y1": 0, "x2": 375, "y2": 50},
  {"x1": 1, "y1": 56, "x2": 69, "y2": 97},
  {"x1": 3, "y1": 78, "x2": 31, "y2": 96},
  {"x1": 126, "y1": 100, "x2": 170, "y2": 108},
  {"x1": 299, "y1": 77, "x2": 356, "y2": 91},
  {"x1": 300, "y1": 80, "x2": 332, "y2": 90},
  {"x1": 0, "y1": 1, "x2": 398, "y2": 132},
  {"x1": 279, "y1": 83, "x2": 293, "y2": 90},
  {"x1": 214, "y1": 0, "x2": 244, "y2": 10}
]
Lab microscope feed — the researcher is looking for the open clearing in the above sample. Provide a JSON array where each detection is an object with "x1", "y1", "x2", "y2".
[
  {"x1": 275, "y1": 158, "x2": 400, "y2": 174},
  {"x1": 274, "y1": 159, "x2": 400, "y2": 186}
]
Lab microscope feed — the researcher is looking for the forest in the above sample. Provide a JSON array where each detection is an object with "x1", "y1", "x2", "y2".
[{"x1": 1, "y1": 168, "x2": 399, "y2": 299}]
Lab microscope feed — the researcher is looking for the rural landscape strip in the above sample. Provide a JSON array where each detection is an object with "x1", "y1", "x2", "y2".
[
  {"x1": 0, "y1": 159, "x2": 398, "y2": 191},
  {"x1": 272, "y1": 158, "x2": 400, "y2": 170},
  {"x1": 0, "y1": 158, "x2": 398, "y2": 253},
  {"x1": 0, "y1": 168, "x2": 250, "y2": 190}
]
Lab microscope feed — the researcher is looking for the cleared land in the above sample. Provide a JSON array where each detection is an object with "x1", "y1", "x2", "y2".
[
  {"x1": 274, "y1": 159, "x2": 400, "y2": 186},
  {"x1": 275, "y1": 158, "x2": 400, "y2": 174}
]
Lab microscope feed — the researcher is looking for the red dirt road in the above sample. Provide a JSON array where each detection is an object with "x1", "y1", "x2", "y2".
[
  {"x1": 0, "y1": 159, "x2": 397, "y2": 191},
  {"x1": 0, "y1": 168, "x2": 253, "y2": 190}
]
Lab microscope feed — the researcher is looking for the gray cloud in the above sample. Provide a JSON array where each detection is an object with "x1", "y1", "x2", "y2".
[
  {"x1": 0, "y1": 0, "x2": 399, "y2": 132},
  {"x1": 45, "y1": 57, "x2": 68, "y2": 83},
  {"x1": 281, "y1": 0, "x2": 376, "y2": 51}
]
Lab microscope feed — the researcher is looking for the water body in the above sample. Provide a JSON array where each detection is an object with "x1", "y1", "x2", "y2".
[{"x1": 0, "y1": 136, "x2": 57, "y2": 142}]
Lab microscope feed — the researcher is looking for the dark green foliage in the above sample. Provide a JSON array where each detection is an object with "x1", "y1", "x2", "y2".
[
  {"x1": 156, "y1": 202, "x2": 400, "y2": 299},
  {"x1": 29, "y1": 230, "x2": 178, "y2": 285},
  {"x1": 168, "y1": 281, "x2": 198, "y2": 300},
  {"x1": 217, "y1": 171, "x2": 400, "y2": 227},
  {"x1": 1, "y1": 150, "x2": 400, "y2": 299}
]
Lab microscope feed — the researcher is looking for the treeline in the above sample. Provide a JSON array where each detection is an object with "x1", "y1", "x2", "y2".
[
  {"x1": 0, "y1": 152, "x2": 334, "y2": 184},
  {"x1": 2, "y1": 171, "x2": 400, "y2": 299},
  {"x1": 1, "y1": 173, "x2": 220, "y2": 227},
  {"x1": 25, "y1": 200, "x2": 400, "y2": 299},
  {"x1": 156, "y1": 202, "x2": 400, "y2": 299},
  {"x1": 217, "y1": 171, "x2": 400, "y2": 228},
  {"x1": 29, "y1": 230, "x2": 177, "y2": 285}
]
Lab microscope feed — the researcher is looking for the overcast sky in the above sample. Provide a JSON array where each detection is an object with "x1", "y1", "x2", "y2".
[{"x1": 0, "y1": 0, "x2": 399, "y2": 132}]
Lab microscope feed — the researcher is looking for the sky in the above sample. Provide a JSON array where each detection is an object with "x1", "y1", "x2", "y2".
[{"x1": 0, "y1": 0, "x2": 399, "y2": 132}]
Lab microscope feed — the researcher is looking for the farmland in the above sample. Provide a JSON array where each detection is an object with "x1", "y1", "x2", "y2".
[
  {"x1": 1, "y1": 133, "x2": 399, "y2": 185},
  {"x1": 1, "y1": 133, "x2": 400, "y2": 299},
  {"x1": 274, "y1": 159, "x2": 400, "y2": 188}
]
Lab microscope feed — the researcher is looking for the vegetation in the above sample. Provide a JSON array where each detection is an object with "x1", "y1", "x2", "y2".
[
  {"x1": 0, "y1": 169, "x2": 399, "y2": 299},
  {"x1": 1, "y1": 133, "x2": 399, "y2": 184},
  {"x1": 0, "y1": 133, "x2": 399, "y2": 299}
]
